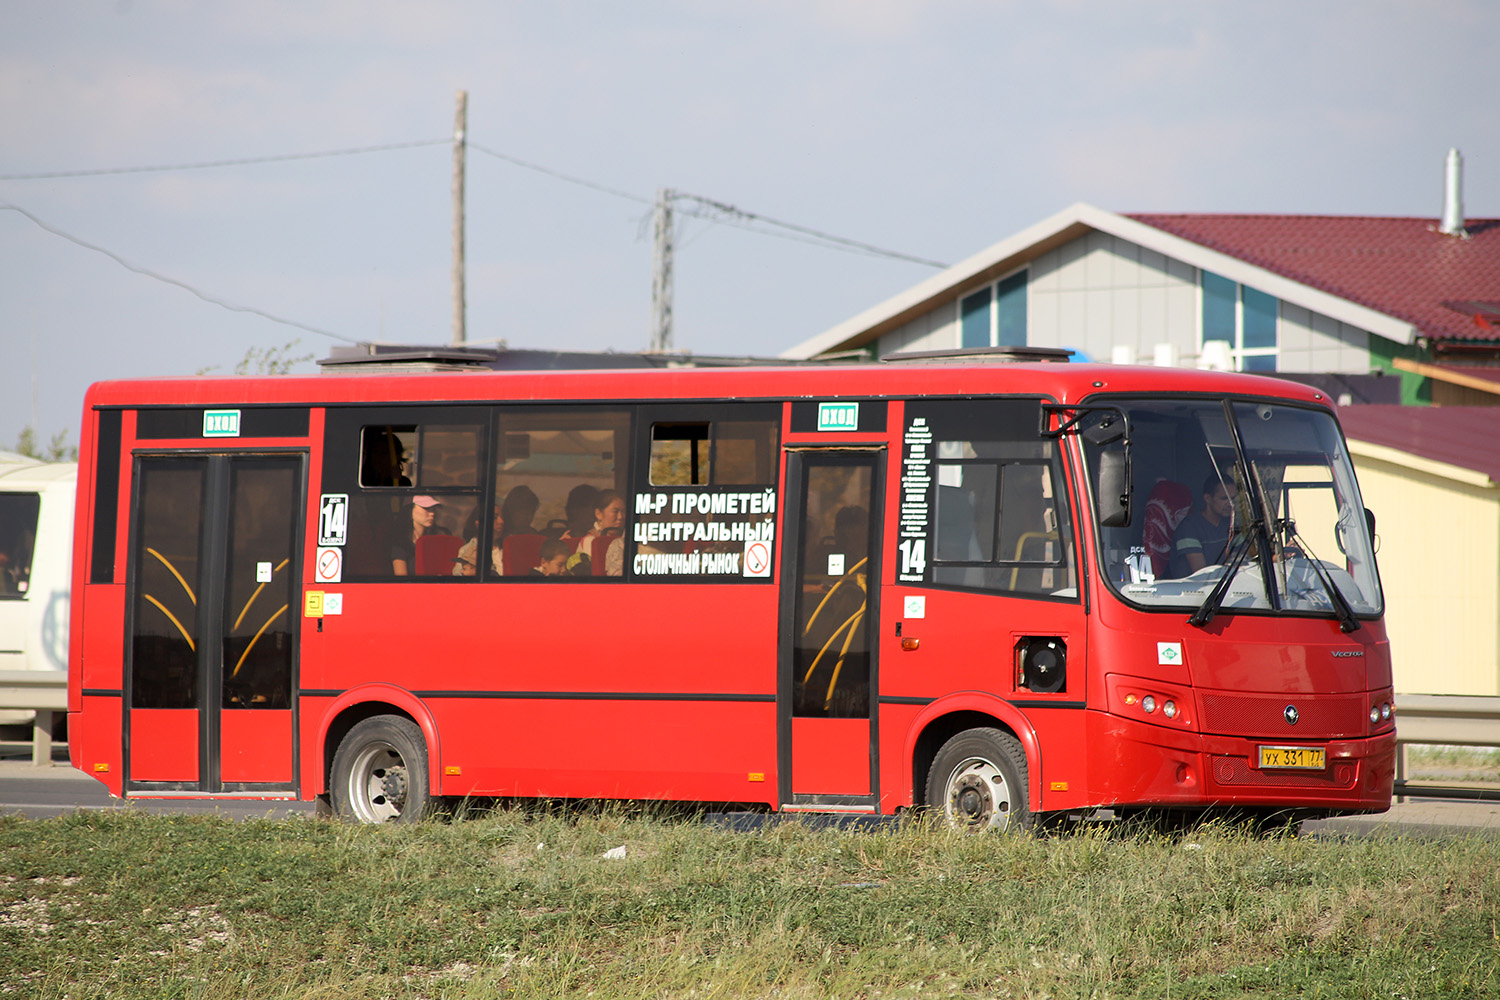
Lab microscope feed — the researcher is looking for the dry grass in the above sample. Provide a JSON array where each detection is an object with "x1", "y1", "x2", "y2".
[{"x1": 1, "y1": 806, "x2": 1497, "y2": 998}]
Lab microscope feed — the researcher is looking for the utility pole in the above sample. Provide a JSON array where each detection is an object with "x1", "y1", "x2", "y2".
[
  {"x1": 649, "y1": 188, "x2": 675, "y2": 354},
  {"x1": 451, "y1": 90, "x2": 467, "y2": 346}
]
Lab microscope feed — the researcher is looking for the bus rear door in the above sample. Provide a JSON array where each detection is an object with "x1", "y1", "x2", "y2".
[{"x1": 124, "y1": 453, "x2": 303, "y2": 796}]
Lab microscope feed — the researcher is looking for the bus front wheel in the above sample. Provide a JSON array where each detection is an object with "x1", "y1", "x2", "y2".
[
  {"x1": 330, "y1": 715, "x2": 432, "y2": 824},
  {"x1": 927, "y1": 727, "x2": 1033, "y2": 833}
]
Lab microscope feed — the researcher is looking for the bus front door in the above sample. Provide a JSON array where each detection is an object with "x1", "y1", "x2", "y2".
[
  {"x1": 780, "y1": 450, "x2": 882, "y2": 810},
  {"x1": 124, "y1": 454, "x2": 303, "y2": 796}
]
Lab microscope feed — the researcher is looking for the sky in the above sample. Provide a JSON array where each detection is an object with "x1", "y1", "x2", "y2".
[{"x1": 2, "y1": 1, "x2": 1497, "y2": 452}]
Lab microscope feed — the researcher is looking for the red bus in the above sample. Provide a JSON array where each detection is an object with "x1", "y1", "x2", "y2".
[{"x1": 65, "y1": 355, "x2": 1395, "y2": 827}]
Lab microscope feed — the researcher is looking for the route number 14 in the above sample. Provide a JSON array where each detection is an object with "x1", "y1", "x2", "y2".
[{"x1": 898, "y1": 538, "x2": 927, "y2": 577}]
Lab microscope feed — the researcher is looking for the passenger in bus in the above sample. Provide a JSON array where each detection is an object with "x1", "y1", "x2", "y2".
[
  {"x1": 452, "y1": 506, "x2": 504, "y2": 577},
  {"x1": 1170, "y1": 475, "x2": 1238, "y2": 577},
  {"x1": 362, "y1": 429, "x2": 412, "y2": 487},
  {"x1": 498, "y1": 485, "x2": 541, "y2": 540},
  {"x1": 391, "y1": 496, "x2": 450, "y2": 576},
  {"x1": 560, "y1": 485, "x2": 600, "y2": 543},
  {"x1": 580, "y1": 489, "x2": 626, "y2": 576},
  {"x1": 531, "y1": 538, "x2": 571, "y2": 577},
  {"x1": 1141, "y1": 479, "x2": 1193, "y2": 579}
]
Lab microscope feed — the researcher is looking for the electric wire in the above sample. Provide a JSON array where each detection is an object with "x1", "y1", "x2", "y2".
[
  {"x1": 671, "y1": 192, "x2": 949, "y2": 268},
  {"x1": 1, "y1": 135, "x2": 947, "y2": 343},
  {"x1": 468, "y1": 141, "x2": 947, "y2": 268},
  {"x1": 469, "y1": 142, "x2": 653, "y2": 206},
  {"x1": 6, "y1": 136, "x2": 947, "y2": 269},
  {"x1": 0, "y1": 139, "x2": 449, "y2": 181},
  {"x1": 0, "y1": 202, "x2": 359, "y2": 343}
]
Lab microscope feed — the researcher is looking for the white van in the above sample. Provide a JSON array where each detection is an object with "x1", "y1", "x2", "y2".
[{"x1": 0, "y1": 452, "x2": 76, "y2": 725}]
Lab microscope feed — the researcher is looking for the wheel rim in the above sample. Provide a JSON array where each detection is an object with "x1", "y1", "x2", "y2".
[
  {"x1": 944, "y1": 755, "x2": 1012, "y2": 831},
  {"x1": 346, "y1": 741, "x2": 409, "y2": 823}
]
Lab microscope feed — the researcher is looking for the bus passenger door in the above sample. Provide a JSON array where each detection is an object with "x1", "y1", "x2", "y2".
[
  {"x1": 125, "y1": 454, "x2": 303, "y2": 795},
  {"x1": 779, "y1": 450, "x2": 882, "y2": 810}
]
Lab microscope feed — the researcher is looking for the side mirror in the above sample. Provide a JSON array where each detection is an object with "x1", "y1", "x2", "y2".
[
  {"x1": 1364, "y1": 507, "x2": 1376, "y2": 539},
  {"x1": 1097, "y1": 450, "x2": 1131, "y2": 527}
]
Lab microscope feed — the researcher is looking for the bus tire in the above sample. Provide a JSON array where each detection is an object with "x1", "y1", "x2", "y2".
[
  {"x1": 926, "y1": 727, "x2": 1033, "y2": 833},
  {"x1": 329, "y1": 715, "x2": 432, "y2": 824}
]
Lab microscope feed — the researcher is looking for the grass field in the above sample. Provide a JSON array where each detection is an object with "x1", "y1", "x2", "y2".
[
  {"x1": 1, "y1": 806, "x2": 1498, "y2": 1000},
  {"x1": 1405, "y1": 745, "x2": 1500, "y2": 786}
]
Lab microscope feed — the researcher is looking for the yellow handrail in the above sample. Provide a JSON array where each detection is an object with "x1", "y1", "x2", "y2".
[
  {"x1": 231, "y1": 605, "x2": 288, "y2": 678},
  {"x1": 146, "y1": 547, "x2": 196, "y2": 606},
  {"x1": 142, "y1": 593, "x2": 195, "y2": 652},
  {"x1": 232, "y1": 558, "x2": 290, "y2": 631},
  {"x1": 802, "y1": 556, "x2": 868, "y2": 636},
  {"x1": 822, "y1": 609, "x2": 864, "y2": 711},
  {"x1": 1008, "y1": 531, "x2": 1059, "y2": 590}
]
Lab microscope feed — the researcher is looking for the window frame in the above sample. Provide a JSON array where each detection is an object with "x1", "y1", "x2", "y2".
[
  {"x1": 958, "y1": 269, "x2": 1029, "y2": 349},
  {"x1": 1200, "y1": 270, "x2": 1280, "y2": 372}
]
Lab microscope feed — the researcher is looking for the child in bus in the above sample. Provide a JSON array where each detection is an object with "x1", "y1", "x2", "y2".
[
  {"x1": 580, "y1": 489, "x2": 626, "y2": 576},
  {"x1": 531, "y1": 538, "x2": 571, "y2": 577},
  {"x1": 453, "y1": 505, "x2": 505, "y2": 577}
]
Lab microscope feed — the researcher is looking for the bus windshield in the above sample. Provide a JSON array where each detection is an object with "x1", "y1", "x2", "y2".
[{"x1": 1084, "y1": 398, "x2": 1382, "y2": 621}]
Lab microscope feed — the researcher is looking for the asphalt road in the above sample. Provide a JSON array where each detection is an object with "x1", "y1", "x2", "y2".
[
  {"x1": 0, "y1": 749, "x2": 316, "y2": 820},
  {"x1": 3, "y1": 748, "x2": 1498, "y2": 834}
]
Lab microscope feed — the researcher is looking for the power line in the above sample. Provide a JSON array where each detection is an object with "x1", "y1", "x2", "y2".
[
  {"x1": 0, "y1": 139, "x2": 449, "y2": 181},
  {"x1": 0, "y1": 202, "x2": 359, "y2": 343},
  {"x1": 469, "y1": 141, "x2": 652, "y2": 206},
  {"x1": 672, "y1": 192, "x2": 949, "y2": 269},
  {"x1": 5, "y1": 135, "x2": 948, "y2": 269},
  {"x1": 468, "y1": 141, "x2": 947, "y2": 268}
]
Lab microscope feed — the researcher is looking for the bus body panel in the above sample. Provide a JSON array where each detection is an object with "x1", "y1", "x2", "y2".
[
  {"x1": 433, "y1": 697, "x2": 778, "y2": 803},
  {"x1": 73, "y1": 693, "x2": 122, "y2": 792},
  {"x1": 1086, "y1": 710, "x2": 1396, "y2": 812},
  {"x1": 64, "y1": 363, "x2": 1394, "y2": 820}
]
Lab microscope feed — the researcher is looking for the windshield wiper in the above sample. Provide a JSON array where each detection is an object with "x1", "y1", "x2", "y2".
[
  {"x1": 1280, "y1": 519, "x2": 1361, "y2": 634},
  {"x1": 1187, "y1": 519, "x2": 1263, "y2": 628}
]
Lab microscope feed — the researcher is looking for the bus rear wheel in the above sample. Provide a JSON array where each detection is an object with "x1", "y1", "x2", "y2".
[
  {"x1": 330, "y1": 715, "x2": 432, "y2": 824},
  {"x1": 927, "y1": 727, "x2": 1033, "y2": 833}
]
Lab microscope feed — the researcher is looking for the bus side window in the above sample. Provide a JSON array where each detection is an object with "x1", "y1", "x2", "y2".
[
  {"x1": 340, "y1": 417, "x2": 484, "y2": 580},
  {"x1": 492, "y1": 410, "x2": 631, "y2": 578},
  {"x1": 909, "y1": 399, "x2": 1076, "y2": 599},
  {"x1": 636, "y1": 418, "x2": 779, "y2": 579}
]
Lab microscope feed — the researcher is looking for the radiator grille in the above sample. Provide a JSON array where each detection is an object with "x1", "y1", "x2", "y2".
[{"x1": 1200, "y1": 693, "x2": 1366, "y2": 738}]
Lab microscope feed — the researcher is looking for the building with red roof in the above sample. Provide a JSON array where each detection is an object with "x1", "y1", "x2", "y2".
[
  {"x1": 1336, "y1": 405, "x2": 1500, "y2": 695},
  {"x1": 786, "y1": 171, "x2": 1498, "y2": 405}
]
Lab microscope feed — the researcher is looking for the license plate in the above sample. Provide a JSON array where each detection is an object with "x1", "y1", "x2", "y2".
[{"x1": 1258, "y1": 745, "x2": 1327, "y2": 770}]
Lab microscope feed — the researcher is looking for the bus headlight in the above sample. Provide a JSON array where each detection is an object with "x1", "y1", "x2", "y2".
[
  {"x1": 1141, "y1": 695, "x2": 1157, "y2": 714},
  {"x1": 1369, "y1": 706, "x2": 1380, "y2": 724},
  {"x1": 1163, "y1": 700, "x2": 1178, "y2": 720}
]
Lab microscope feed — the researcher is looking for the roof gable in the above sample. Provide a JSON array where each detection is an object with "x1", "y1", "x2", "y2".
[{"x1": 786, "y1": 203, "x2": 1483, "y2": 359}]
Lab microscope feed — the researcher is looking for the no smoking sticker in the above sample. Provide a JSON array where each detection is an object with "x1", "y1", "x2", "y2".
[
  {"x1": 743, "y1": 539, "x2": 771, "y2": 578},
  {"x1": 316, "y1": 547, "x2": 343, "y2": 583}
]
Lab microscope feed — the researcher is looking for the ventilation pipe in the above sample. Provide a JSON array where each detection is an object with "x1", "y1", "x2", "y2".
[{"x1": 1439, "y1": 147, "x2": 1466, "y2": 237}]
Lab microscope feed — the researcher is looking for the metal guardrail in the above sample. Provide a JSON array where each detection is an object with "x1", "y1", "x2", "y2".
[
  {"x1": 1393, "y1": 693, "x2": 1500, "y2": 801},
  {"x1": 1, "y1": 673, "x2": 1496, "y2": 794},
  {"x1": 0, "y1": 670, "x2": 67, "y2": 767}
]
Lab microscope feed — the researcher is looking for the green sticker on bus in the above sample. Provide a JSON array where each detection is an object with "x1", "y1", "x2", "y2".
[
  {"x1": 817, "y1": 401, "x2": 859, "y2": 432},
  {"x1": 203, "y1": 409, "x2": 241, "y2": 437}
]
